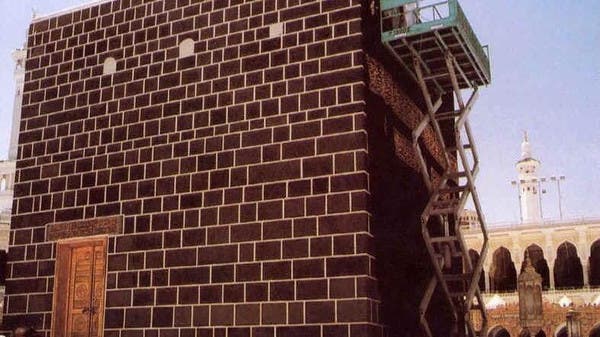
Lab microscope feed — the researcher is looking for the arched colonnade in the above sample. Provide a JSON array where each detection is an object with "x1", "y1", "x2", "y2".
[{"x1": 469, "y1": 238, "x2": 600, "y2": 292}]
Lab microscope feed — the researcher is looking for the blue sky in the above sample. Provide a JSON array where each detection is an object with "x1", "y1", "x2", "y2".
[
  {"x1": 460, "y1": 0, "x2": 600, "y2": 224},
  {"x1": 0, "y1": 1, "x2": 598, "y2": 224}
]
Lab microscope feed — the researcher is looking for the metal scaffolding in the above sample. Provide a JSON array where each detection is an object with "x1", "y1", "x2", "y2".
[{"x1": 380, "y1": 1, "x2": 491, "y2": 336}]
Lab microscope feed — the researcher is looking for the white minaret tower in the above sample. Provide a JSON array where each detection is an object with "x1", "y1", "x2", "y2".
[
  {"x1": 516, "y1": 132, "x2": 542, "y2": 223},
  {"x1": 8, "y1": 48, "x2": 26, "y2": 161}
]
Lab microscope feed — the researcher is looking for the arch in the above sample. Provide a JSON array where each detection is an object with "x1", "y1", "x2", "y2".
[
  {"x1": 491, "y1": 247, "x2": 517, "y2": 292},
  {"x1": 103, "y1": 57, "x2": 117, "y2": 75},
  {"x1": 179, "y1": 38, "x2": 195, "y2": 58},
  {"x1": 554, "y1": 241, "x2": 583, "y2": 289},
  {"x1": 0, "y1": 177, "x2": 6, "y2": 191},
  {"x1": 555, "y1": 324, "x2": 567, "y2": 337},
  {"x1": 590, "y1": 239, "x2": 600, "y2": 286},
  {"x1": 519, "y1": 330, "x2": 546, "y2": 337},
  {"x1": 521, "y1": 244, "x2": 550, "y2": 289},
  {"x1": 469, "y1": 249, "x2": 485, "y2": 290},
  {"x1": 589, "y1": 322, "x2": 600, "y2": 337},
  {"x1": 489, "y1": 325, "x2": 511, "y2": 337}
]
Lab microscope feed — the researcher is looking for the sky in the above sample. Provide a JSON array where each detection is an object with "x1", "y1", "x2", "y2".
[{"x1": 0, "y1": 0, "x2": 598, "y2": 224}]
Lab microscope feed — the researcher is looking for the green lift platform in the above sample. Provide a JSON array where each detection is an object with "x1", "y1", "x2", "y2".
[
  {"x1": 380, "y1": 1, "x2": 491, "y2": 337},
  {"x1": 381, "y1": 0, "x2": 491, "y2": 91}
]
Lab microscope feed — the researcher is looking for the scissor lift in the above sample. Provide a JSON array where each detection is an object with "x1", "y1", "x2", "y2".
[{"x1": 380, "y1": 1, "x2": 491, "y2": 336}]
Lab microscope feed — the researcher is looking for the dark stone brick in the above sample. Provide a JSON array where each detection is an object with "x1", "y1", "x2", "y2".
[
  {"x1": 211, "y1": 264, "x2": 234, "y2": 283},
  {"x1": 156, "y1": 287, "x2": 177, "y2": 305},
  {"x1": 283, "y1": 239, "x2": 309, "y2": 259},
  {"x1": 182, "y1": 228, "x2": 206, "y2": 246},
  {"x1": 326, "y1": 255, "x2": 370, "y2": 277},
  {"x1": 338, "y1": 300, "x2": 373, "y2": 325},
  {"x1": 248, "y1": 160, "x2": 301, "y2": 184},
  {"x1": 174, "y1": 306, "x2": 192, "y2": 326},
  {"x1": 305, "y1": 301, "x2": 335, "y2": 323},
  {"x1": 235, "y1": 303, "x2": 260, "y2": 325},
  {"x1": 327, "y1": 193, "x2": 350, "y2": 214},
  {"x1": 152, "y1": 307, "x2": 173, "y2": 327},
  {"x1": 125, "y1": 308, "x2": 151, "y2": 328},
  {"x1": 27, "y1": 294, "x2": 52, "y2": 312},
  {"x1": 200, "y1": 285, "x2": 222, "y2": 303},
  {"x1": 193, "y1": 305, "x2": 210, "y2": 326},
  {"x1": 302, "y1": 156, "x2": 333, "y2": 177},
  {"x1": 12, "y1": 262, "x2": 37, "y2": 278},
  {"x1": 277, "y1": 326, "x2": 320, "y2": 337},
  {"x1": 334, "y1": 235, "x2": 356, "y2": 255},
  {"x1": 245, "y1": 282, "x2": 268, "y2": 302},
  {"x1": 306, "y1": 196, "x2": 326, "y2": 216},
  {"x1": 330, "y1": 277, "x2": 356, "y2": 299},
  {"x1": 310, "y1": 237, "x2": 332, "y2": 257},
  {"x1": 293, "y1": 258, "x2": 324, "y2": 279},
  {"x1": 282, "y1": 140, "x2": 314, "y2": 159},
  {"x1": 152, "y1": 269, "x2": 169, "y2": 287},
  {"x1": 255, "y1": 241, "x2": 281, "y2": 261},
  {"x1": 236, "y1": 263, "x2": 261, "y2": 282},
  {"x1": 323, "y1": 325, "x2": 350, "y2": 337},
  {"x1": 132, "y1": 289, "x2": 154, "y2": 306},
  {"x1": 224, "y1": 284, "x2": 245, "y2": 303},
  {"x1": 180, "y1": 192, "x2": 202, "y2": 209},
  {"x1": 331, "y1": 173, "x2": 368, "y2": 191},
  {"x1": 107, "y1": 290, "x2": 131, "y2": 307},
  {"x1": 318, "y1": 213, "x2": 369, "y2": 235},
  {"x1": 165, "y1": 247, "x2": 195, "y2": 267},
  {"x1": 210, "y1": 305, "x2": 233, "y2": 326},
  {"x1": 262, "y1": 261, "x2": 291, "y2": 280},
  {"x1": 170, "y1": 267, "x2": 210, "y2": 285},
  {"x1": 257, "y1": 200, "x2": 282, "y2": 220},
  {"x1": 178, "y1": 286, "x2": 199, "y2": 305},
  {"x1": 116, "y1": 233, "x2": 162, "y2": 252},
  {"x1": 105, "y1": 308, "x2": 125, "y2": 329},
  {"x1": 231, "y1": 223, "x2": 261, "y2": 243}
]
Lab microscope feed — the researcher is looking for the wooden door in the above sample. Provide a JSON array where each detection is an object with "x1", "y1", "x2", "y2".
[{"x1": 52, "y1": 238, "x2": 106, "y2": 337}]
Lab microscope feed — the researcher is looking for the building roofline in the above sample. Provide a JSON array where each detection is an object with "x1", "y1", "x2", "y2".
[
  {"x1": 464, "y1": 216, "x2": 600, "y2": 234},
  {"x1": 31, "y1": 0, "x2": 114, "y2": 23}
]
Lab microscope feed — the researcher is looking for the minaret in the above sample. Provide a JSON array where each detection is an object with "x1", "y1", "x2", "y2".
[
  {"x1": 9, "y1": 48, "x2": 26, "y2": 161},
  {"x1": 516, "y1": 132, "x2": 542, "y2": 223}
]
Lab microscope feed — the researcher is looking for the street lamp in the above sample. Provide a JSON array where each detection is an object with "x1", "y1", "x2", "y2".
[
  {"x1": 510, "y1": 180, "x2": 523, "y2": 223},
  {"x1": 531, "y1": 178, "x2": 543, "y2": 219},
  {"x1": 550, "y1": 175, "x2": 566, "y2": 220}
]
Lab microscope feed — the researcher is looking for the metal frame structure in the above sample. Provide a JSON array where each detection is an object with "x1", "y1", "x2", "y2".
[{"x1": 380, "y1": 1, "x2": 491, "y2": 336}]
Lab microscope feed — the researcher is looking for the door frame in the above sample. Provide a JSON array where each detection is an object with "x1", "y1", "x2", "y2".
[{"x1": 51, "y1": 236, "x2": 108, "y2": 337}]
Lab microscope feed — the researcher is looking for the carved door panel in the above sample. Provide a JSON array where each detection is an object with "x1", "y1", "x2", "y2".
[
  {"x1": 67, "y1": 245, "x2": 92, "y2": 337},
  {"x1": 90, "y1": 245, "x2": 106, "y2": 337},
  {"x1": 53, "y1": 238, "x2": 106, "y2": 337}
]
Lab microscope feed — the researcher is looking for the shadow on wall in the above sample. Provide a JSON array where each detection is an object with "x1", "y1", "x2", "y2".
[{"x1": 367, "y1": 90, "x2": 454, "y2": 337}]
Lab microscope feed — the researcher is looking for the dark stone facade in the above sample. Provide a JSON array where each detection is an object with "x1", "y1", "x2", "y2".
[{"x1": 4, "y1": 0, "x2": 452, "y2": 336}]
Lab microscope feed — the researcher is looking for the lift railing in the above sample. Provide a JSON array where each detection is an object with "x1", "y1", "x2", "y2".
[
  {"x1": 381, "y1": 0, "x2": 491, "y2": 87},
  {"x1": 380, "y1": 0, "x2": 492, "y2": 336}
]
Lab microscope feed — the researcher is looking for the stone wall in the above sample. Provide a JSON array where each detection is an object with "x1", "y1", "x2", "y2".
[
  {"x1": 4, "y1": 0, "x2": 447, "y2": 336},
  {"x1": 487, "y1": 302, "x2": 600, "y2": 337},
  {"x1": 7, "y1": 0, "x2": 378, "y2": 335}
]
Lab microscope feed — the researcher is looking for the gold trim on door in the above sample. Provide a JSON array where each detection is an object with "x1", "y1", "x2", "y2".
[{"x1": 52, "y1": 237, "x2": 107, "y2": 337}]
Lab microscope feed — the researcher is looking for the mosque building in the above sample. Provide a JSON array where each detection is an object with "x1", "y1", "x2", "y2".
[{"x1": 463, "y1": 136, "x2": 600, "y2": 337}]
